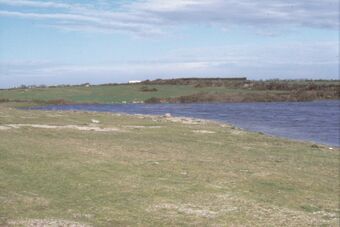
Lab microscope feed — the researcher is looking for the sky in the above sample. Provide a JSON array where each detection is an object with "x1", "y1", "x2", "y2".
[{"x1": 0, "y1": 0, "x2": 339, "y2": 88}]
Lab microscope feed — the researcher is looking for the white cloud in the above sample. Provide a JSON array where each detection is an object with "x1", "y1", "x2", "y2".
[
  {"x1": 128, "y1": 0, "x2": 339, "y2": 29},
  {"x1": 127, "y1": 0, "x2": 215, "y2": 12},
  {"x1": 0, "y1": 0, "x2": 338, "y2": 35},
  {"x1": 0, "y1": 10, "x2": 99, "y2": 22},
  {"x1": 0, "y1": 0, "x2": 70, "y2": 8}
]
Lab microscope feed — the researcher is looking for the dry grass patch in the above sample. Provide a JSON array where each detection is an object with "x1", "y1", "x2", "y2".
[
  {"x1": 3, "y1": 124, "x2": 124, "y2": 132},
  {"x1": 193, "y1": 130, "x2": 216, "y2": 134},
  {"x1": 7, "y1": 219, "x2": 91, "y2": 227}
]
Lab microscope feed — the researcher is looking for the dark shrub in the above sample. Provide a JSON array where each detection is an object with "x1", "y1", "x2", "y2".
[
  {"x1": 0, "y1": 99, "x2": 10, "y2": 103},
  {"x1": 140, "y1": 86, "x2": 158, "y2": 92}
]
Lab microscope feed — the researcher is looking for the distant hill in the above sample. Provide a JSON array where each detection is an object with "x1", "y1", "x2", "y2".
[{"x1": 142, "y1": 77, "x2": 247, "y2": 86}]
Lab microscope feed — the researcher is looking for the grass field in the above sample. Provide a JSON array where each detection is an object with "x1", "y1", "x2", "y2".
[
  {"x1": 0, "y1": 103, "x2": 339, "y2": 226},
  {"x1": 0, "y1": 85, "x2": 239, "y2": 103},
  {"x1": 1, "y1": 80, "x2": 338, "y2": 104}
]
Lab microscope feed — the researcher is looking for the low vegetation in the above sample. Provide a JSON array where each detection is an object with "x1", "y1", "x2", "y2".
[
  {"x1": 0, "y1": 102, "x2": 339, "y2": 226},
  {"x1": 139, "y1": 86, "x2": 158, "y2": 92},
  {"x1": 145, "y1": 89, "x2": 338, "y2": 103},
  {"x1": 144, "y1": 79, "x2": 340, "y2": 103},
  {"x1": 1, "y1": 79, "x2": 339, "y2": 104}
]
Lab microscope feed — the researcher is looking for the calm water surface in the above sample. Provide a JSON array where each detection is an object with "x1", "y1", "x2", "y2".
[{"x1": 32, "y1": 100, "x2": 340, "y2": 147}]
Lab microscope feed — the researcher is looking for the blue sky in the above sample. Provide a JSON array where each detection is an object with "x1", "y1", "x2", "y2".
[{"x1": 0, "y1": 0, "x2": 339, "y2": 88}]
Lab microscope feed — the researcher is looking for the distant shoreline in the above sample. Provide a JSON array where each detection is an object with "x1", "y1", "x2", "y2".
[{"x1": 0, "y1": 79, "x2": 339, "y2": 105}]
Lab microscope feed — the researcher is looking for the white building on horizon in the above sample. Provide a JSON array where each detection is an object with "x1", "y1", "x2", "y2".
[{"x1": 128, "y1": 80, "x2": 142, "y2": 84}]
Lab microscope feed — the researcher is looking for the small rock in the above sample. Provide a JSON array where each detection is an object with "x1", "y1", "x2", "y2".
[{"x1": 164, "y1": 113, "x2": 172, "y2": 118}]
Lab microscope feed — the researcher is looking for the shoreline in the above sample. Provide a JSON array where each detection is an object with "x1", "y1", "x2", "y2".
[
  {"x1": 130, "y1": 112, "x2": 339, "y2": 149},
  {"x1": 17, "y1": 105, "x2": 340, "y2": 149},
  {"x1": 2, "y1": 97, "x2": 340, "y2": 106}
]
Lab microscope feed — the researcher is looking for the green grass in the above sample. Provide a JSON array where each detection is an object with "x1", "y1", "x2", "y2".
[
  {"x1": 0, "y1": 103, "x2": 339, "y2": 226},
  {"x1": 1, "y1": 81, "x2": 338, "y2": 104},
  {"x1": 0, "y1": 84, "x2": 282, "y2": 104},
  {"x1": 0, "y1": 85, "x2": 201, "y2": 103}
]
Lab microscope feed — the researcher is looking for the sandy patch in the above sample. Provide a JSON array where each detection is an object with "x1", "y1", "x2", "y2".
[
  {"x1": 193, "y1": 130, "x2": 216, "y2": 134},
  {"x1": 131, "y1": 113, "x2": 212, "y2": 125},
  {"x1": 150, "y1": 203, "x2": 218, "y2": 218},
  {"x1": 0, "y1": 126, "x2": 11, "y2": 130},
  {"x1": 166, "y1": 117, "x2": 203, "y2": 125},
  {"x1": 46, "y1": 114, "x2": 64, "y2": 117},
  {"x1": 5, "y1": 124, "x2": 122, "y2": 132},
  {"x1": 230, "y1": 130, "x2": 245, "y2": 135},
  {"x1": 7, "y1": 219, "x2": 91, "y2": 227},
  {"x1": 20, "y1": 116, "x2": 37, "y2": 119},
  {"x1": 124, "y1": 125, "x2": 162, "y2": 129}
]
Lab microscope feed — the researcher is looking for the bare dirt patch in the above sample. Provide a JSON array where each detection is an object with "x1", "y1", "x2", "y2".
[
  {"x1": 193, "y1": 130, "x2": 216, "y2": 134},
  {"x1": 0, "y1": 126, "x2": 11, "y2": 130},
  {"x1": 20, "y1": 116, "x2": 37, "y2": 119},
  {"x1": 165, "y1": 116, "x2": 205, "y2": 125},
  {"x1": 5, "y1": 124, "x2": 123, "y2": 132},
  {"x1": 91, "y1": 119, "x2": 100, "y2": 124},
  {"x1": 124, "y1": 125, "x2": 162, "y2": 129},
  {"x1": 46, "y1": 114, "x2": 64, "y2": 118},
  {"x1": 151, "y1": 203, "x2": 218, "y2": 218},
  {"x1": 230, "y1": 130, "x2": 246, "y2": 135},
  {"x1": 7, "y1": 219, "x2": 91, "y2": 227}
]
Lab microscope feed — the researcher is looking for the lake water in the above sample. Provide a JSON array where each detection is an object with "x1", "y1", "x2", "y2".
[{"x1": 31, "y1": 100, "x2": 340, "y2": 147}]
